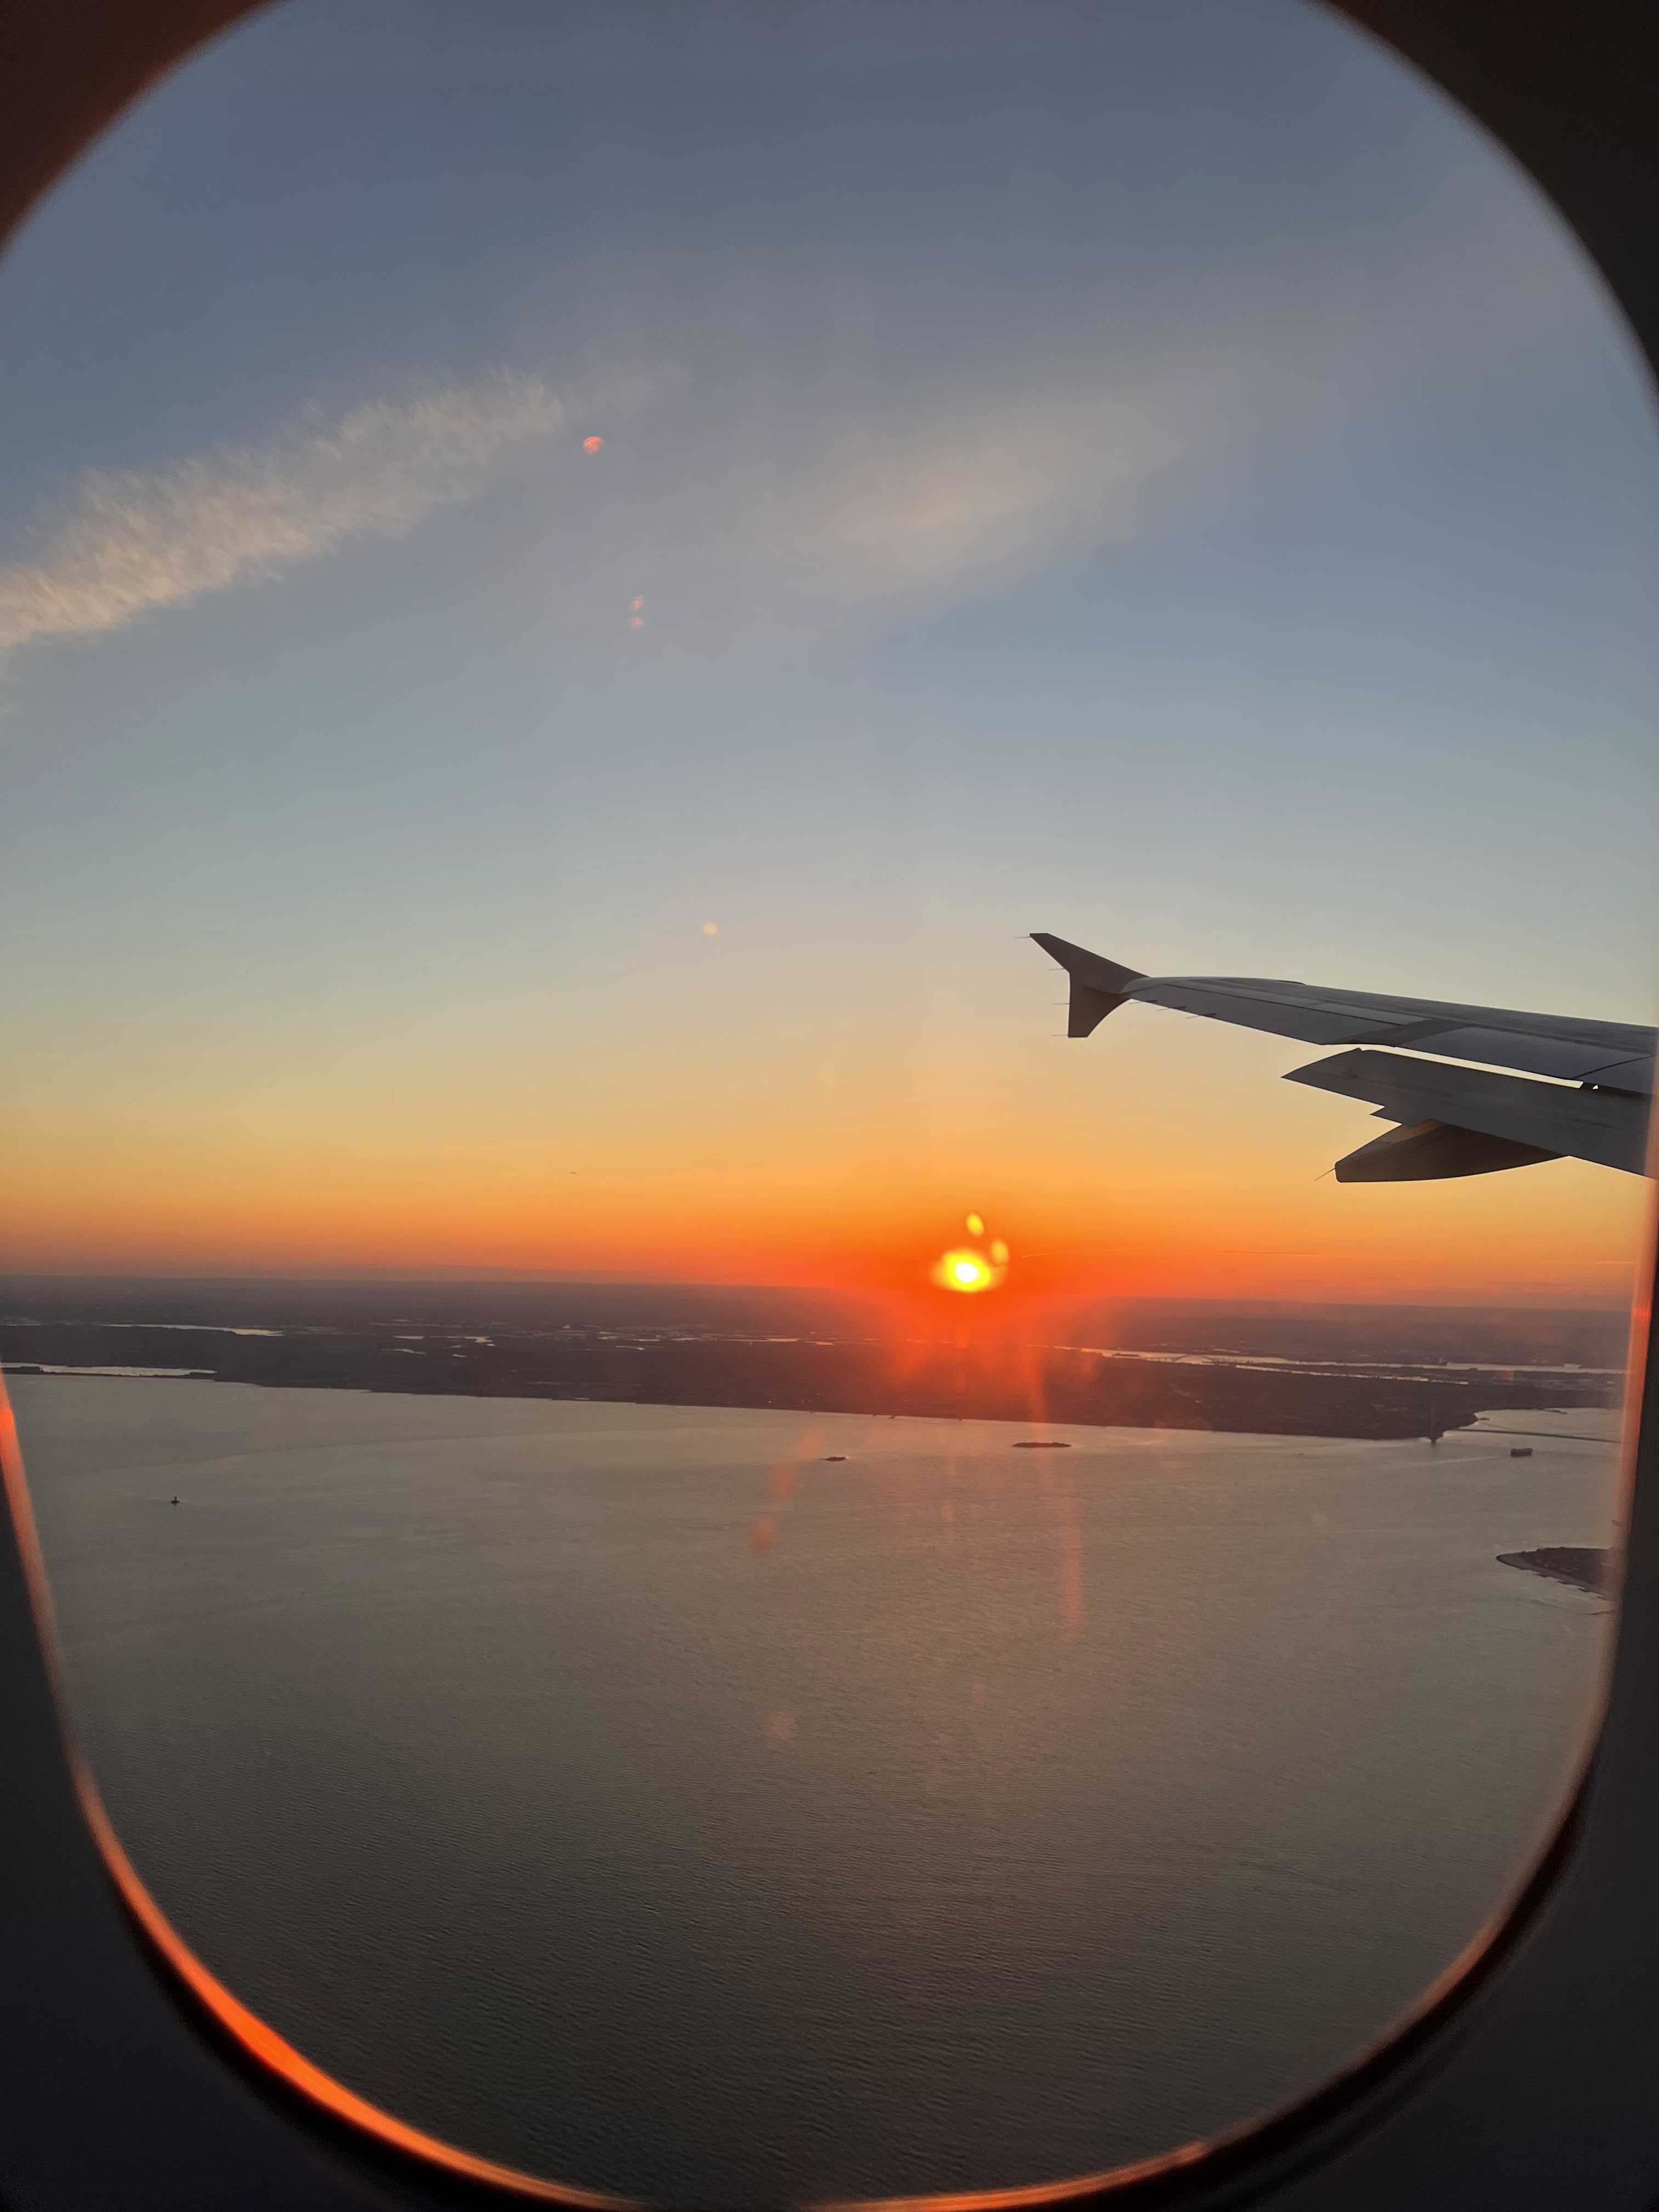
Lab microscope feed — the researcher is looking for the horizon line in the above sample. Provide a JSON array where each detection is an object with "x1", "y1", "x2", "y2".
[{"x1": 0, "y1": 1269, "x2": 1633, "y2": 1313}]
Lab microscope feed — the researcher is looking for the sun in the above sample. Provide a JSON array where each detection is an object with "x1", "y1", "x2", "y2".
[
  {"x1": 932, "y1": 1246, "x2": 1000, "y2": 1294},
  {"x1": 930, "y1": 1209, "x2": 1010, "y2": 1294}
]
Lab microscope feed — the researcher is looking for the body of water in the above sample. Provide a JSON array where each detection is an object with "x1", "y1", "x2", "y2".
[{"x1": 10, "y1": 1378, "x2": 1619, "y2": 2203}]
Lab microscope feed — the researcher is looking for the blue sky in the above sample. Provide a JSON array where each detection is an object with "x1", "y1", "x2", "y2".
[{"x1": 0, "y1": 0, "x2": 1655, "y2": 1295}]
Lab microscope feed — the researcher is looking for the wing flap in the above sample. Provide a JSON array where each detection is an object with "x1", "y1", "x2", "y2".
[
  {"x1": 1285, "y1": 1049, "x2": 1649, "y2": 1176},
  {"x1": 1341, "y1": 1024, "x2": 1655, "y2": 1090},
  {"x1": 1332, "y1": 1120, "x2": 1562, "y2": 1183}
]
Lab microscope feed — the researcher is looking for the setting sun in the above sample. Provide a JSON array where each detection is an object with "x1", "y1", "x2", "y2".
[{"x1": 933, "y1": 1247, "x2": 1000, "y2": 1294}]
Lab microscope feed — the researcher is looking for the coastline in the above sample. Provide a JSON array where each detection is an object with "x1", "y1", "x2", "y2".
[
  {"x1": 1497, "y1": 1547, "x2": 1615, "y2": 1596},
  {"x1": 1, "y1": 1329, "x2": 1617, "y2": 1445}
]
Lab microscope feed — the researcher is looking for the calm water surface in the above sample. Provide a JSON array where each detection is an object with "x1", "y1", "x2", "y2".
[{"x1": 12, "y1": 1377, "x2": 1618, "y2": 2203}]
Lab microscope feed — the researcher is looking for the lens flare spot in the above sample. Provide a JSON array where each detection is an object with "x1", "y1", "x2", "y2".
[
  {"x1": 703, "y1": 921, "x2": 719, "y2": 936},
  {"x1": 966, "y1": 1212, "x2": 984, "y2": 1236},
  {"x1": 991, "y1": 1239, "x2": 1009, "y2": 1265},
  {"x1": 933, "y1": 1248, "x2": 1001, "y2": 1294},
  {"x1": 582, "y1": 435, "x2": 603, "y2": 453}
]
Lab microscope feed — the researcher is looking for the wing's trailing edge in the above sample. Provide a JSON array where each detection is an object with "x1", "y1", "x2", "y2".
[
  {"x1": 1287, "y1": 1049, "x2": 1646, "y2": 1178},
  {"x1": 1032, "y1": 934, "x2": 1655, "y2": 1182},
  {"x1": 1329, "y1": 1120, "x2": 1563, "y2": 1184}
]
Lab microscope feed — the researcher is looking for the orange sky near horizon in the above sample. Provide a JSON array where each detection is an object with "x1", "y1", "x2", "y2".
[
  {"x1": 2, "y1": 1004, "x2": 1646, "y2": 1308},
  {"x1": 3, "y1": 0, "x2": 1656, "y2": 1321}
]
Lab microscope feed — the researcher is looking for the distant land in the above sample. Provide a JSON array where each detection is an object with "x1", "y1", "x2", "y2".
[
  {"x1": 0, "y1": 1279, "x2": 1627, "y2": 1442},
  {"x1": 1497, "y1": 1548, "x2": 1616, "y2": 1596}
]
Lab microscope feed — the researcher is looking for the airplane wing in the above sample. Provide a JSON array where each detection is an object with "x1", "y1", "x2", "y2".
[{"x1": 1031, "y1": 933, "x2": 1655, "y2": 1181}]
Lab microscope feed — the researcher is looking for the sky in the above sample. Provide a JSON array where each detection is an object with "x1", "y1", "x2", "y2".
[{"x1": 0, "y1": 0, "x2": 1656, "y2": 1306}]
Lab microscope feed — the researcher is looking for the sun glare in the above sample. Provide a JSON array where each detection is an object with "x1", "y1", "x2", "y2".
[{"x1": 933, "y1": 1245, "x2": 1003, "y2": 1294}]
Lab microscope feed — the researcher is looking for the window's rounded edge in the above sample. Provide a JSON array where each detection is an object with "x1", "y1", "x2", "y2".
[
  {"x1": 0, "y1": 1347, "x2": 1631, "y2": 2211},
  {"x1": 0, "y1": 1381, "x2": 643, "y2": 2210},
  {"x1": 0, "y1": 0, "x2": 278, "y2": 255},
  {"x1": 808, "y1": 1763, "x2": 1599, "y2": 2212},
  {"x1": 1319, "y1": 0, "x2": 1659, "y2": 391},
  {"x1": 77, "y1": 1771, "x2": 645, "y2": 2211},
  {"x1": 2, "y1": 4, "x2": 1657, "y2": 2208}
]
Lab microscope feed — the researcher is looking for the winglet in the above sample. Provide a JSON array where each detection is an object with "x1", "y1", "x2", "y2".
[{"x1": 1031, "y1": 934, "x2": 1147, "y2": 1039}]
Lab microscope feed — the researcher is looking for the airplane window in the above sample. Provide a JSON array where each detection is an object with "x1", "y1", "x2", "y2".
[{"x1": 2, "y1": 1, "x2": 1654, "y2": 2200}]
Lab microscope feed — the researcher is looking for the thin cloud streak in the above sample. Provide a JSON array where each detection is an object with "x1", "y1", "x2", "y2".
[
  {"x1": 797, "y1": 387, "x2": 1184, "y2": 602},
  {"x1": 0, "y1": 371, "x2": 568, "y2": 659}
]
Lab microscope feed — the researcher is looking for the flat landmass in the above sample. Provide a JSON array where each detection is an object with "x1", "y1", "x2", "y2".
[
  {"x1": 0, "y1": 1279, "x2": 1626, "y2": 1443},
  {"x1": 1497, "y1": 1547, "x2": 1616, "y2": 1595}
]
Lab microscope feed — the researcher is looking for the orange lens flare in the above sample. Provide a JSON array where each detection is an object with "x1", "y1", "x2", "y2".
[{"x1": 932, "y1": 1246, "x2": 1003, "y2": 1294}]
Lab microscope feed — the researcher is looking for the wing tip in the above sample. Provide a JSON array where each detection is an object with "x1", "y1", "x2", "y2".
[
  {"x1": 1030, "y1": 934, "x2": 1147, "y2": 991},
  {"x1": 1030, "y1": 934, "x2": 1146, "y2": 1037}
]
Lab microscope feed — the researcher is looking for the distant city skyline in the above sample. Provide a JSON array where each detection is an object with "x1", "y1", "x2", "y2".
[{"x1": 0, "y1": 0, "x2": 1655, "y2": 1303}]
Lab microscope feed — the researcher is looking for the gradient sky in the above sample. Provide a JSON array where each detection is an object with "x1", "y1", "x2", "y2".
[{"x1": 1, "y1": 0, "x2": 1656, "y2": 1304}]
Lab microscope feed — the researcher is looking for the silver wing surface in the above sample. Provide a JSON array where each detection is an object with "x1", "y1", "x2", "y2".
[{"x1": 1031, "y1": 933, "x2": 1655, "y2": 1181}]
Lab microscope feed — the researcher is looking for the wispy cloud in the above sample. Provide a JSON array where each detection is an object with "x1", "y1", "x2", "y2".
[
  {"x1": 0, "y1": 183, "x2": 1593, "y2": 678},
  {"x1": 0, "y1": 370, "x2": 567, "y2": 659},
  {"x1": 787, "y1": 386, "x2": 1186, "y2": 605}
]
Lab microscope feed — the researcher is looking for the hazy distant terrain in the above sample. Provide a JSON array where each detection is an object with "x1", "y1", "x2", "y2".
[{"x1": 0, "y1": 1280, "x2": 1626, "y2": 1442}]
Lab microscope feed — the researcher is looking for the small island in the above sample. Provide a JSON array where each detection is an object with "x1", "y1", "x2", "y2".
[{"x1": 1497, "y1": 1547, "x2": 1614, "y2": 1596}]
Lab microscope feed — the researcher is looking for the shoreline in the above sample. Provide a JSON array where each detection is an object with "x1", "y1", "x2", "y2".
[
  {"x1": 2, "y1": 1353, "x2": 1621, "y2": 1448},
  {"x1": 1497, "y1": 1547, "x2": 1615, "y2": 1596}
]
